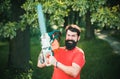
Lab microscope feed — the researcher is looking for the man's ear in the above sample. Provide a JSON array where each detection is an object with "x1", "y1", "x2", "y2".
[{"x1": 78, "y1": 36, "x2": 80, "y2": 41}]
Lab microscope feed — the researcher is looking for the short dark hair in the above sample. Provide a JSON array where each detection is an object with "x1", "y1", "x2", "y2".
[{"x1": 65, "y1": 24, "x2": 81, "y2": 36}]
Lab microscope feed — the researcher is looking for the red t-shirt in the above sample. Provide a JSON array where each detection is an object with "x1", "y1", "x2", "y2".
[{"x1": 52, "y1": 47, "x2": 85, "y2": 79}]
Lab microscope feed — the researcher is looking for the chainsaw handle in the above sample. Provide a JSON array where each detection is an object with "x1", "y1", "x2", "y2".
[{"x1": 48, "y1": 30, "x2": 61, "y2": 42}]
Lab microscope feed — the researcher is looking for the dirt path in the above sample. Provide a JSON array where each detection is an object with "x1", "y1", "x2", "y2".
[{"x1": 96, "y1": 31, "x2": 120, "y2": 55}]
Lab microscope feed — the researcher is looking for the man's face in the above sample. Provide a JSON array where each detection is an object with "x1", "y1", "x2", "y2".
[{"x1": 65, "y1": 30, "x2": 80, "y2": 50}]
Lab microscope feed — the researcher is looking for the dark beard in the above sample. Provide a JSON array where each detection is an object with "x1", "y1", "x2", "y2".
[{"x1": 65, "y1": 40, "x2": 77, "y2": 50}]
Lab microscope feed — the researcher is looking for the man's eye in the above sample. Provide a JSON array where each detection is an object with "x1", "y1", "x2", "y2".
[
  {"x1": 67, "y1": 34, "x2": 71, "y2": 36},
  {"x1": 72, "y1": 35, "x2": 76, "y2": 37}
]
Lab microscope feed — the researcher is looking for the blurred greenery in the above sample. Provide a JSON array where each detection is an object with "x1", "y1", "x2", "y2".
[
  {"x1": 79, "y1": 38, "x2": 120, "y2": 79},
  {"x1": 1, "y1": 0, "x2": 120, "y2": 39},
  {"x1": 0, "y1": 0, "x2": 120, "y2": 79},
  {"x1": 1, "y1": 32, "x2": 120, "y2": 79}
]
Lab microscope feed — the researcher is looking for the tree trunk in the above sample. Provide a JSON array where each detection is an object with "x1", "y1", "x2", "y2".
[
  {"x1": 85, "y1": 9, "x2": 95, "y2": 40},
  {"x1": 8, "y1": 26, "x2": 30, "y2": 70},
  {"x1": 64, "y1": 16, "x2": 68, "y2": 27},
  {"x1": 8, "y1": 0, "x2": 31, "y2": 71}
]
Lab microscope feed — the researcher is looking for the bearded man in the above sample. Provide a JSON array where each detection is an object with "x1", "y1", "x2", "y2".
[{"x1": 37, "y1": 24, "x2": 86, "y2": 79}]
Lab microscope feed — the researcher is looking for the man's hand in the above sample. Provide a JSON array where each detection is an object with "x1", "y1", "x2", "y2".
[
  {"x1": 51, "y1": 39, "x2": 59, "y2": 50},
  {"x1": 37, "y1": 51, "x2": 51, "y2": 68},
  {"x1": 49, "y1": 56, "x2": 57, "y2": 67}
]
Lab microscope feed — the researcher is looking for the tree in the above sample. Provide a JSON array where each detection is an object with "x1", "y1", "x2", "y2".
[
  {"x1": 1, "y1": 0, "x2": 119, "y2": 40},
  {"x1": 0, "y1": 0, "x2": 31, "y2": 71},
  {"x1": 21, "y1": 0, "x2": 120, "y2": 40},
  {"x1": 0, "y1": 0, "x2": 120, "y2": 71}
]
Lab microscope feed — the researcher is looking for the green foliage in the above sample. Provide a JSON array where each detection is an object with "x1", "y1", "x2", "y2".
[
  {"x1": 1, "y1": 33, "x2": 120, "y2": 79},
  {"x1": 15, "y1": 69, "x2": 33, "y2": 79},
  {"x1": 3, "y1": 68, "x2": 33, "y2": 79},
  {"x1": 21, "y1": 0, "x2": 69, "y2": 27},
  {"x1": 21, "y1": 0, "x2": 39, "y2": 28},
  {"x1": 0, "y1": 0, "x2": 120, "y2": 39},
  {"x1": 0, "y1": 0, "x2": 13, "y2": 39},
  {"x1": 0, "y1": 0, "x2": 11, "y2": 19},
  {"x1": 72, "y1": 0, "x2": 106, "y2": 16},
  {"x1": 20, "y1": 0, "x2": 107, "y2": 28},
  {"x1": 91, "y1": 5, "x2": 120, "y2": 28},
  {"x1": 43, "y1": 0, "x2": 69, "y2": 26},
  {"x1": 0, "y1": 22, "x2": 17, "y2": 39},
  {"x1": 72, "y1": 0, "x2": 89, "y2": 16}
]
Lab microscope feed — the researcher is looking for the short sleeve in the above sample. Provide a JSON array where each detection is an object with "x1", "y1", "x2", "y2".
[{"x1": 73, "y1": 50, "x2": 85, "y2": 68}]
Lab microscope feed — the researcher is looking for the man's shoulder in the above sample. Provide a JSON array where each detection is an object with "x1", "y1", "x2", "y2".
[{"x1": 75, "y1": 47, "x2": 84, "y2": 54}]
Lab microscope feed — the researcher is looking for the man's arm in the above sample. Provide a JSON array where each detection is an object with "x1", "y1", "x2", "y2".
[
  {"x1": 57, "y1": 62, "x2": 81, "y2": 77},
  {"x1": 37, "y1": 51, "x2": 46, "y2": 68},
  {"x1": 37, "y1": 59, "x2": 46, "y2": 68},
  {"x1": 49, "y1": 56, "x2": 81, "y2": 77}
]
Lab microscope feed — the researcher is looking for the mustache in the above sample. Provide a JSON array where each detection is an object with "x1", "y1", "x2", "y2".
[{"x1": 66, "y1": 40, "x2": 75, "y2": 43}]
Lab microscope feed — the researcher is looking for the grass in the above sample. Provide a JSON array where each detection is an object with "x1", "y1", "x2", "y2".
[
  {"x1": 110, "y1": 30, "x2": 120, "y2": 42},
  {"x1": 0, "y1": 34, "x2": 120, "y2": 79},
  {"x1": 0, "y1": 42, "x2": 9, "y2": 70},
  {"x1": 79, "y1": 39, "x2": 120, "y2": 79}
]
